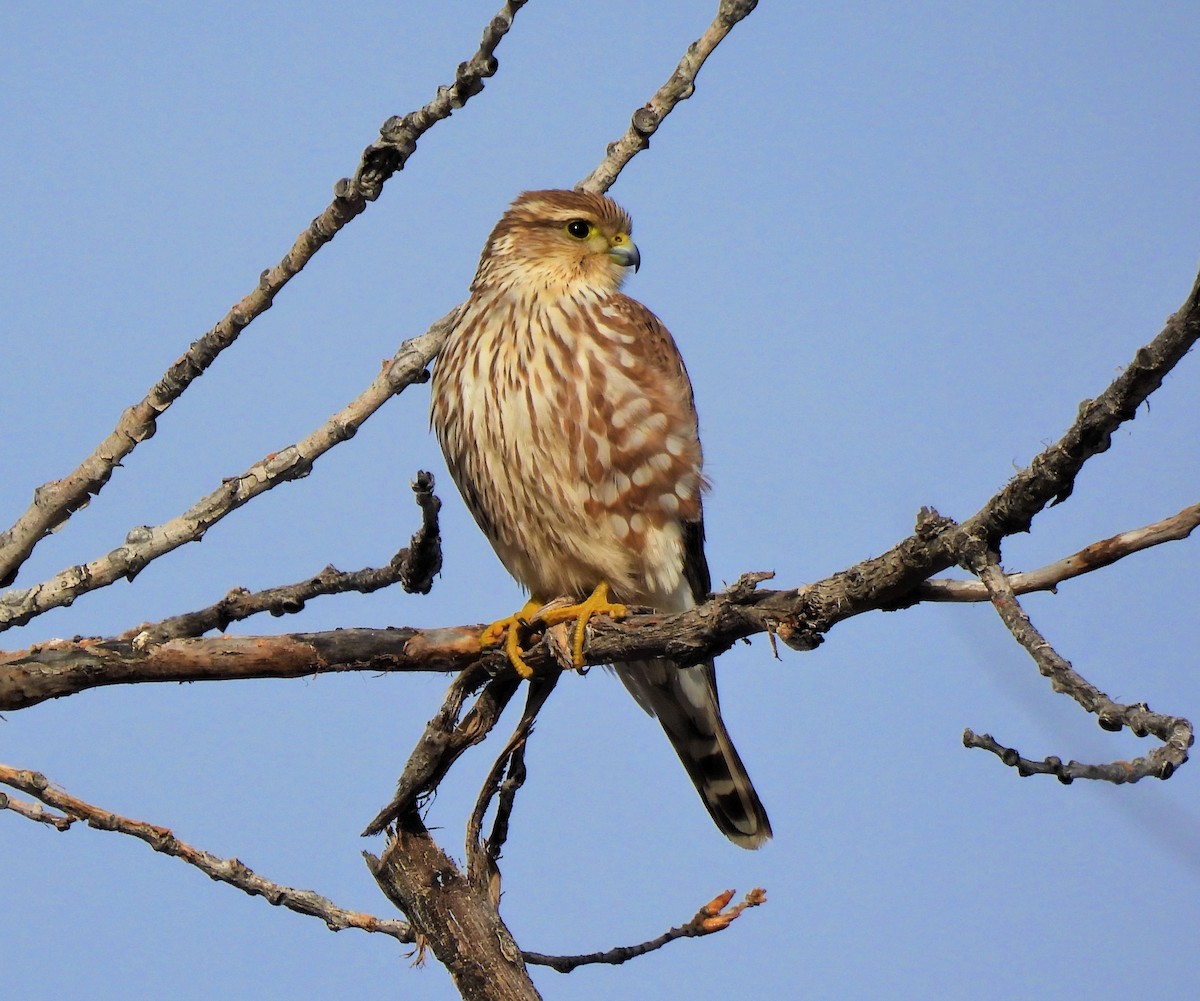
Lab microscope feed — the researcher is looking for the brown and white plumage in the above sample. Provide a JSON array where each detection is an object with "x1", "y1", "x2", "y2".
[{"x1": 430, "y1": 189, "x2": 771, "y2": 848}]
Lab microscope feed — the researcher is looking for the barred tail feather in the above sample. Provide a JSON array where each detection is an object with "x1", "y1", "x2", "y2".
[{"x1": 616, "y1": 658, "x2": 772, "y2": 849}]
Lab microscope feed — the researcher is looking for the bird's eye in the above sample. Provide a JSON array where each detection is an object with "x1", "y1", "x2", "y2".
[{"x1": 565, "y1": 219, "x2": 592, "y2": 239}]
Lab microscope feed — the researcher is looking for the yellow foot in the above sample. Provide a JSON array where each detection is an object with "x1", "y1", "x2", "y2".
[
  {"x1": 480, "y1": 598, "x2": 543, "y2": 679},
  {"x1": 533, "y1": 581, "x2": 628, "y2": 668},
  {"x1": 479, "y1": 583, "x2": 629, "y2": 677}
]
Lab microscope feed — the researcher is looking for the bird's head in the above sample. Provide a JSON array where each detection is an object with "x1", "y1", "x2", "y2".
[{"x1": 473, "y1": 189, "x2": 640, "y2": 297}]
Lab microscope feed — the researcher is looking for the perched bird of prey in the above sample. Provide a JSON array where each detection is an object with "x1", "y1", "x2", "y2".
[{"x1": 430, "y1": 189, "x2": 771, "y2": 849}]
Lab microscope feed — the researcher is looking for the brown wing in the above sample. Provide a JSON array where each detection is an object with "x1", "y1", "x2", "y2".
[{"x1": 603, "y1": 297, "x2": 771, "y2": 849}]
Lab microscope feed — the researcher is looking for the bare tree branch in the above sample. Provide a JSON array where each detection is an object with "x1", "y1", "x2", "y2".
[
  {"x1": 0, "y1": 788, "x2": 73, "y2": 830},
  {"x1": 466, "y1": 673, "x2": 562, "y2": 893},
  {"x1": 917, "y1": 502, "x2": 1200, "y2": 602},
  {"x1": 0, "y1": 320, "x2": 451, "y2": 634},
  {"x1": 0, "y1": 1, "x2": 525, "y2": 590},
  {"x1": 958, "y1": 545, "x2": 1192, "y2": 782},
  {"x1": 524, "y1": 887, "x2": 767, "y2": 973},
  {"x1": 115, "y1": 472, "x2": 441, "y2": 644},
  {"x1": 960, "y1": 730, "x2": 1191, "y2": 784},
  {"x1": 795, "y1": 270, "x2": 1200, "y2": 630},
  {"x1": 576, "y1": 0, "x2": 760, "y2": 193},
  {"x1": 361, "y1": 667, "x2": 521, "y2": 838},
  {"x1": 966, "y1": 274, "x2": 1200, "y2": 541},
  {"x1": 366, "y1": 816, "x2": 539, "y2": 1001},
  {"x1": 0, "y1": 763, "x2": 415, "y2": 944}
]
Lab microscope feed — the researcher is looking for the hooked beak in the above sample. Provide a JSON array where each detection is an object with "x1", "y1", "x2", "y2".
[{"x1": 608, "y1": 239, "x2": 641, "y2": 272}]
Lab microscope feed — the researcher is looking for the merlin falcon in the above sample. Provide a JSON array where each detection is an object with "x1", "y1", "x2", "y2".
[{"x1": 430, "y1": 189, "x2": 771, "y2": 848}]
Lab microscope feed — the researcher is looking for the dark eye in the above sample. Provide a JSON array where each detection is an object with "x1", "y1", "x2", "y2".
[{"x1": 566, "y1": 219, "x2": 591, "y2": 239}]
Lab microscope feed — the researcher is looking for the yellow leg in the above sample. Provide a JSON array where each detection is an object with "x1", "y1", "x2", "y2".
[{"x1": 479, "y1": 583, "x2": 628, "y2": 677}]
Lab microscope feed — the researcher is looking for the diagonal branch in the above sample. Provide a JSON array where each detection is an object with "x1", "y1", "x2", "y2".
[
  {"x1": 965, "y1": 272, "x2": 1200, "y2": 542},
  {"x1": 787, "y1": 268, "x2": 1200, "y2": 630},
  {"x1": 576, "y1": 0, "x2": 760, "y2": 194},
  {"x1": 361, "y1": 667, "x2": 520, "y2": 838},
  {"x1": 0, "y1": 762, "x2": 415, "y2": 944},
  {"x1": 466, "y1": 672, "x2": 562, "y2": 891},
  {"x1": 0, "y1": 0, "x2": 526, "y2": 590},
  {"x1": 0, "y1": 321, "x2": 451, "y2": 634}
]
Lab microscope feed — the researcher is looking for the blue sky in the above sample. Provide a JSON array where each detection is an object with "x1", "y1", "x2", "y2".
[{"x1": 3, "y1": 3, "x2": 1199, "y2": 998}]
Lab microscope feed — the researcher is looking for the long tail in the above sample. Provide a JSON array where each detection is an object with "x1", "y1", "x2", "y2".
[{"x1": 615, "y1": 657, "x2": 771, "y2": 849}]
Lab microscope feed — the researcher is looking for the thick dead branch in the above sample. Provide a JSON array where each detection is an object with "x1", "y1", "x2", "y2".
[
  {"x1": 524, "y1": 887, "x2": 767, "y2": 973},
  {"x1": 0, "y1": 620, "x2": 520, "y2": 711},
  {"x1": 0, "y1": 2, "x2": 525, "y2": 590},
  {"x1": 0, "y1": 763, "x2": 414, "y2": 944},
  {"x1": 366, "y1": 816, "x2": 539, "y2": 1001},
  {"x1": 2, "y1": 484, "x2": 1195, "y2": 713}
]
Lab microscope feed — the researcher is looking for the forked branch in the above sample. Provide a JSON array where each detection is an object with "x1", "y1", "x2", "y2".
[{"x1": 960, "y1": 545, "x2": 1192, "y2": 782}]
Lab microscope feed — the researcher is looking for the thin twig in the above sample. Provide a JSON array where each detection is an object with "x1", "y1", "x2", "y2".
[
  {"x1": 918, "y1": 502, "x2": 1200, "y2": 602},
  {"x1": 524, "y1": 887, "x2": 767, "y2": 973},
  {"x1": 466, "y1": 673, "x2": 561, "y2": 890},
  {"x1": 0, "y1": 763, "x2": 414, "y2": 943},
  {"x1": 960, "y1": 545, "x2": 1192, "y2": 782},
  {"x1": 576, "y1": 0, "x2": 760, "y2": 194},
  {"x1": 0, "y1": 789, "x2": 73, "y2": 830},
  {"x1": 115, "y1": 472, "x2": 441, "y2": 644},
  {"x1": 397, "y1": 470, "x2": 444, "y2": 595},
  {"x1": 960, "y1": 730, "x2": 1190, "y2": 783},
  {"x1": 0, "y1": 2, "x2": 525, "y2": 590},
  {"x1": 361, "y1": 667, "x2": 520, "y2": 837}
]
